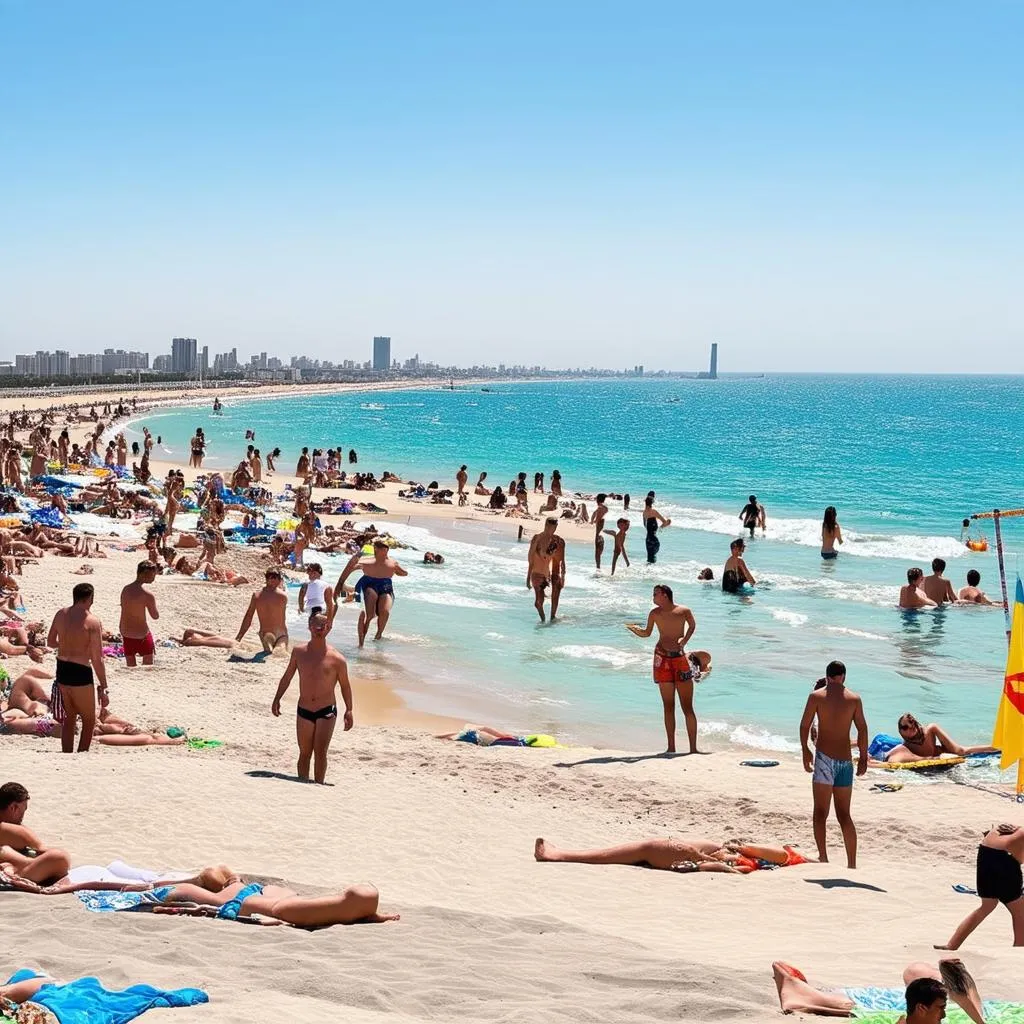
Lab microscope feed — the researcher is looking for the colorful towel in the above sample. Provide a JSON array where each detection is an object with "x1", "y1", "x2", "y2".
[
  {"x1": 5, "y1": 971, "x2": 207, "y2": 1024},
  {"x1": 847, "y1": 986, "x2": 1024, "y2": 1023},
  {"x1": 76, "y1": 887, "x2": 174, "y2": 914}
]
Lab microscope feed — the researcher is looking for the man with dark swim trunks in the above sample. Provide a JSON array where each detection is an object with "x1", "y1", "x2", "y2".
[
  {"x1": 271, "y1": 610, "x2": 353, "y2": 784},
  {"x1": 527, "y1": 518, "x2": 566, "y2": 623},
  {"x1": 938, "y1": 823, "x2": 1024, "y2": 950},
  {"x1": 45, "y1": 583, "x2": 108, "y2": 754},
  {"x1": 626, "y1": 585, "x2": 700, "y2": 754},
  {"x1": 336, "y1": 539, "x2": 407, "y2": 647}
]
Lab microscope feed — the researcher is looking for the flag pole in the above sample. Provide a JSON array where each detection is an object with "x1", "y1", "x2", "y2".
[{"x1": 993, "y1": 510, "x2": 1011, "y2": 643}]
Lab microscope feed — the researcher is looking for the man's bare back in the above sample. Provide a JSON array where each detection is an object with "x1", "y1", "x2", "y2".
[
  {"x1": 237, "y1": 577, "x2": 289, "y2": 651},
  {"x1": 119, "y1": 581, "x2": 157, "y2": 640},
  {"x1": 923, "y1": 573, "x2": 956, "y2": 605},
  {"x1": 48, "y1": 604, "x2": 101, "y2": 668},
  {"x1": 802, "y1": 685, "x2": 866, "y2": 761}
]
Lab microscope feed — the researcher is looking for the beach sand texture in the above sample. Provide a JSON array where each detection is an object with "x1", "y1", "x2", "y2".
[{"x1": 3, "y1": 385, "x2": 1024, "y2": 1022}]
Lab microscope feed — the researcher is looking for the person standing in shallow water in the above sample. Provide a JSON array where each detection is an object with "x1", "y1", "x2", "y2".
[
  {"x1": 626, "y1": 584, "x2": 700, "y2": 754},
  {"x1": 642, "y1": 494, "x2": 671, "y2": 564},
  {"x1": 821, "y1": 506, "x2": 843, "y2": 560},
  {"x1": 527, "y1": 517, "x2": 566, "y2": 623}
]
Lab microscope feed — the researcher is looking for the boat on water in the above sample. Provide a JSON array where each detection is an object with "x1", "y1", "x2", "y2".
[{"x1": 360, "y1": 402, "x2": 385, "y2": 410}]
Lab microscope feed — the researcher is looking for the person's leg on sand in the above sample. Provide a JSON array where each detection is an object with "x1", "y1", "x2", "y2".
[
  {"x1": 657, "y1": 680, "x2": 677, "y2": 753},
  {"x1": 295, "y1": 714, "x2": 316, "y2": 781},
  {"x1": 832, "y1": 785, "x2": 857, "y2": 868},
  {"x1": 675, "y1": 679, "x2": 699, "y2": 754},
  {"x1": 535, "y1": 837, "x2": 692, "y2": 870},
  {"x1": 771, "y1": 963, "x2": 853, "y2": 1016},
  {"x1": 312, "y1": 715, "x2": 337, "y2": 783},
  {"x1": 811, "y1": 782, "x2": 833, "y2": 863},
  {"x1": 254, "y1": 883, "x2": 398, "y2": 926},
  {"x1": 936, "y1": 898, "x2": 999, "y2": 950},
  {"x1": 59, "y1": 683, "x2": 96, "y2": 753}
]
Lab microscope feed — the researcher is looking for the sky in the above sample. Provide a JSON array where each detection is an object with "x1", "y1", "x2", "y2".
[{"x1": 2, "y1": 1, "x2": 1022, "y2": 373}]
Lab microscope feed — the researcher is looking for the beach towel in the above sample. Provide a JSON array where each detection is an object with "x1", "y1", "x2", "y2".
[
  {"x1": 66, "y1": 861, "x2": 192, "y2": 887},
  {"x1": 28, "y1": 507, "x2": 65, "y2": 528},
  {"x1": 846, "y1": 986, "x2": 1024, "y2": 1023},
  {"x1": 227, "y1": 651, "x2": 270, "y2": 664},
  {"x1": 4, "y1": 971, "x2": 207, "y2": 1024},
  {"x1": 75, "y1": 887, "x2": 175, "y2": 914}
]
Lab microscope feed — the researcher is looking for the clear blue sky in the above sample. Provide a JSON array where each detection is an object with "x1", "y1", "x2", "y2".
[{"x1": 2, "y1": 1, "x2": 1021, "y2": 371}]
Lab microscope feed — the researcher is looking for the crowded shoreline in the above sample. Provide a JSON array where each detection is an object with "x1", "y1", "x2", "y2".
[{"x1": 3, "y1": 380, "x2": 1024, "y2": 1024}]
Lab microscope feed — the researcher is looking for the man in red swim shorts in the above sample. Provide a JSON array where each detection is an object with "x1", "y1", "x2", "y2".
[
  {"x1": 626, "y1": 584, "x2": 700, "y2": 755},
  {"x1": 119, "y1": 561, "x2": 159, "y2": 667}
]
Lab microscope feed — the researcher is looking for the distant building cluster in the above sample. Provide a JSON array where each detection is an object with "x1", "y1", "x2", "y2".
[{"x1": 0, "y1": 336, "x2": 719, "y2": 384}]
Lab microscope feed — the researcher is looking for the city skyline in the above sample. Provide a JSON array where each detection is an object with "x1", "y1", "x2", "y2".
[{"x1": 2, "y1": 3, "x2": 1021, "y2": 373}]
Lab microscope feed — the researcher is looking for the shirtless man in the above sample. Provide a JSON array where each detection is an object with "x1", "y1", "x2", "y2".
[
  {"x1": 592, "y1": 494, "x2": 609, "y2": 569},
  {"x1": 456, "y1": 464, "x2": 468, "y2": 498},
  {"x1": 235, "y1": 568, "x2": 289, "y2": 653},
  {"x1": 271, "y1": 611, "x2": 354, "y2": 783},
  {"x1": 527, "y1": 518, "x2": 566, "y2": 623},
  {"x1": 900, "y1": 567, "x2": 937, "y2": 609},
  {"x1": 0, "y1": 782, "x2": 71, "y2": 885},
  {"x1": 45, "y1": 583, "x2": 108, "y2": 753},
  {"x1": 883, "y1": 712, "x2": 998, "y2": 764},
  {"x1": 799, "y1": 661, "x2": 867, "y2": 868},
  {"x1": 119, "y1": 561, "x2": 159, "y2": 667},
  {"x1": 739, "y1": 494, "x2": 765, "y2": 539},
  {"x1": 626, "y1": 584, "x2": 700, "y2": 754},
  {"x1": 336, "y1": 539, "x2": 407, "y2": 646},
  {"x1": 923, "y1": 558, "x2": 958, "y2": 605},
  {"x1": 722, "y1": 538, "x2": 756, "y2": 594},
  {"x1": 959, "y1": 569, "x2": 998, "y2": 605}
]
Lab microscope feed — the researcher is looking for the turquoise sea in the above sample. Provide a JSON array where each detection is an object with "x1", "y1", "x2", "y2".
[{"x1": 133, "y1": 376, "x2": 1024, "y2": 756}]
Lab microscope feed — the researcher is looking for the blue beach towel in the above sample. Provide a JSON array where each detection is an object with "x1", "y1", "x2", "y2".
[
  {"x1": 29, "y1": 507, "x2": 66, "y2": 528},
  {"x1": 5, "y1": 971, "x2": 208, "y2": 1024},
  {"x1": 75, "y1": 887, "x2": 174, "y2": 914}
]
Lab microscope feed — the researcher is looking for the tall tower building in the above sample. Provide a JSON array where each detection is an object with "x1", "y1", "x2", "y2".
[
  {"x1": 373, "y1": 336, "x2": 391, "y2": 371},
  {"x1": 709, "y1": 343, "x2": 718, "y2": 380},
  {"x1": 171, "y1": 338, "x2": 198, "y2": 374}
]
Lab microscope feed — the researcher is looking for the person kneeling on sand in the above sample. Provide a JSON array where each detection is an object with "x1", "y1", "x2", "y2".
[
  {"x1": 533, "y1": 836, "x2": 814, "y2": 874},
  {"x1": 772, "y1": 958, "x2": 982, "y2": 1024},
  {"x1": 882, "y1": 712, "x2": 998, "y2": 764},
  {"x1": 1, "y1": 863, "x2": 398, "y2": 928}
]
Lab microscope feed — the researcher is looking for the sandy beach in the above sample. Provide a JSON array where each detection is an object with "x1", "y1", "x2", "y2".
[{"x1": 3, "y1": 382, "x2": 1024, "y2": 1023}]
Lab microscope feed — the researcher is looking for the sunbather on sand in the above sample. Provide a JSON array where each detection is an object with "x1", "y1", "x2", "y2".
[
  {"x1": 534, "y1": 837, "x2": 814, "y2": 873},
  {"x1": 772, "y1": 957, "x2": 982, "y2": 1024},
  {"x1": 173, "y1": 628, "x2": 235, "y2": 649},
  {"x1": 1, "y1": 863, "x2": 399, "y2": 928}
]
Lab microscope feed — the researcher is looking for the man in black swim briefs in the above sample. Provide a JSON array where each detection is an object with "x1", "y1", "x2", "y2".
[
  {"x1": 938, "y1": 823, "x2": 1024, "y2": 949},
  {"x1": 527, "y1": 518, "x2": 566, "y2": 623},
  {"x1": 271, "y1": 611, "x2": 353, "y2": 784},
  {"x1": 45, "y1": 583, "x2": 108, "y2": 754}
]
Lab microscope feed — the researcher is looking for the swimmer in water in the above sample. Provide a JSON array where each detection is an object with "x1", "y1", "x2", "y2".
[{"x1": 722, "y1": 539, "x2": 755, "y2": 594}]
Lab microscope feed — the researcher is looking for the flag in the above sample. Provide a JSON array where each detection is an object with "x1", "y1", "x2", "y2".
[{"x1": 993, "y1": 578, "x2": 1024, "y2": 796}]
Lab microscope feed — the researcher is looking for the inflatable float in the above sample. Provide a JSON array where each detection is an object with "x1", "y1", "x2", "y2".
[{"x1": 876, "y1": 756, "x2": 965, "y2": 772}]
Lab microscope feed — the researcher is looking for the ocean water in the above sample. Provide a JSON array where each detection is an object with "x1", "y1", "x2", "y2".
[{"x1": 132, "y1": 376, "x2": 1024, "y2": 754}]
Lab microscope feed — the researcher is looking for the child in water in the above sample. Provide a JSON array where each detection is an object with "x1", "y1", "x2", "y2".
[{"x1": 603, "y1": 518, "x2": 631, "y2": 575}]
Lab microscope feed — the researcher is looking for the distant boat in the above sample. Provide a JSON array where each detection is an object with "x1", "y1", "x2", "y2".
[
  {"x1": 481, "y1": 387, "x2": 492, "y2": 393},
  {"x1": 360, "y1": 402, "x2": 385, "y2": 410},
  {"x1": 665, "y1": 397, "x2": 681, "y2": 403}
]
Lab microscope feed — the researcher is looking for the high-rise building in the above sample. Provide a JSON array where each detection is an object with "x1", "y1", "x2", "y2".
[
  {"x1": 153, "y1": 355, "x2": 172, "y2": 372},
  {"x1": 171, "y1": 337, "x2": 198, "y2": 374},
  {"x1": 709, "y1": 343, "x2": 718, "y2": 380},
  {"x1": 373, "y1": 336, "x2": 391, "y2": 371}
]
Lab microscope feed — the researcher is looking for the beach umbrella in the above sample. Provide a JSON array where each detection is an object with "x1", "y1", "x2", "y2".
[{"x1": 992, "y1": 577, "x2": 1024, "y2": 800}]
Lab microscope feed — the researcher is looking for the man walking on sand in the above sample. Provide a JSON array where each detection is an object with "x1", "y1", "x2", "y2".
[
  {"x1": 527, "y1": 517, "x2": 566, "y2": 623},
  {"x1": 271, "y1": 610, "x2": 354, "y2": 783},
  {"x1": 799, "y1": 660, "x2": 868, "y2": 868},
  {"x1": 236, "y1": 567, "x2": 289, "y2": 653},
  {"x1": 119, "y1": 560, "x2": 159, "y2": 667},
  {"x1": 45, "y1": 583, "x2": 109, "y2": 753},
  {"x1": 626, "y1": 584, "x2": 700, "y2": 755}
]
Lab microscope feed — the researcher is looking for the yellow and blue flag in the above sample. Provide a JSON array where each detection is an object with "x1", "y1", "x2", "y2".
[{"x1": 993, "y1": 578, "x2": 1024, "y2": 796}]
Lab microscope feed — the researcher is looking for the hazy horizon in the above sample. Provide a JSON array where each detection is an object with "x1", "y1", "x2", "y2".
[{"x1": 2, "y1": 2, "x2": 1021, "y2": 373}]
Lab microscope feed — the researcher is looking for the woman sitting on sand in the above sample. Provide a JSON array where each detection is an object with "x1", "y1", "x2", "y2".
[
  {"x1": 1, "y1": 864, "x2": 398, "y2": 928},
  {"x1": 474, "y1": 472, "x2": 491, "y2": 496},
  {"x1": 534, "y1": 837, "x2": 813, "y2": 874}
]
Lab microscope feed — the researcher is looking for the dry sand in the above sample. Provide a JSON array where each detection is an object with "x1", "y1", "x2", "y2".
[{"x1": 3, "y1": 385, "x2": 1024, "y2": 1022}]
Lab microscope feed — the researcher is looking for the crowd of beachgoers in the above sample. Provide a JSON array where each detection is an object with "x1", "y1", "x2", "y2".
[{"x1": 0, "y1": 390, "x2": 1021, "y2": 1023}]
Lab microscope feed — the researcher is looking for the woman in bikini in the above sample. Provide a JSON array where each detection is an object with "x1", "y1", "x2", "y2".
[{"x1": 821, "y1": 506, "x2": 843, "y2": 560}]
